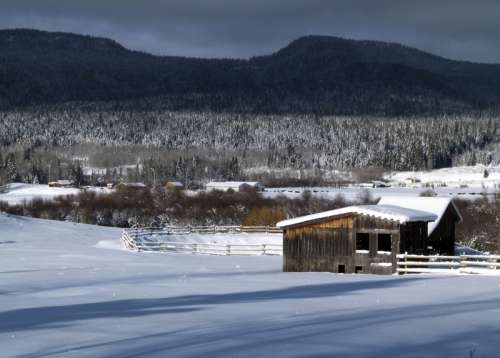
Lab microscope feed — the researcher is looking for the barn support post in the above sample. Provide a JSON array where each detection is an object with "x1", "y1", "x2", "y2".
[{"x1": 369, "y1": 232, "x2": 377, "y2": 257}]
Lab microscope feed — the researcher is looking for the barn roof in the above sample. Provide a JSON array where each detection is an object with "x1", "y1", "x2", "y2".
[
  {"x1": 276, "y1": 204, "x2": 437, "y2": 229},
  {"x1": 377, "y1": 196, "x2": 462, "y2": 235}
]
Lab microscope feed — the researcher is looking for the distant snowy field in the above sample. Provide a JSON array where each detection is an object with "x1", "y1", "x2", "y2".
[
  {"x1": 264, "y1": 186, "x2": 497, "y2": 201},
  {"x1": 0, "y1": 183, "x2": 111, "y2": 205},
  {"x1": 266, "y1": 165, "x2": 500, "y2": 200},
  {"x1": 2, "y1": 214, "x2": 500, "y2": 357},
  {"x1": 387, "y1": 165, "x2": 500, "y2": 188}
]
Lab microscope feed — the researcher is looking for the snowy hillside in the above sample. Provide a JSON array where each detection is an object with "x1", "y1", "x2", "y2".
[{"x1": 2, "y1": 214, "x2": 500, "y2": 357}]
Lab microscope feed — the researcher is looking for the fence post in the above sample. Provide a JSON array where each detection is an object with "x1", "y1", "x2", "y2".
[
  {"x1": 460, "y1": 256, "x2": 466, "y2": 271},
  {"x1": 226, "y1": 244, "x2": 231, "y2": 256},
  {"x1": 262, "y1": 244, "x2": 266, "y2": 255},
  {"x1": 193, "y1": 243, "x2": 197, "y2": 254}
]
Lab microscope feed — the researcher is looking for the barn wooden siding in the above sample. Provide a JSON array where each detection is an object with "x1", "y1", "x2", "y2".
[
  {"x1": 352, "y1": 215, "x2": 400, "y2": 274},
  {"x1": 283, "y1": 215, "x2": 353, "y2": 272}
]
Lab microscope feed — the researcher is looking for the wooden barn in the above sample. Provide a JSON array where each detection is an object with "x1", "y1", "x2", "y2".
[
  {"x1": 378, "y1": 197, "x2": 462, "y2": 256},
  {"x1": 277, "y1": 197, "x2": 461, "y2": 275}
]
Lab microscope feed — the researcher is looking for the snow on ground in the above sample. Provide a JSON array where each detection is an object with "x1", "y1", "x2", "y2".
[
  {"x1": 146, "y1": 232, "x2": 282, "y2": 245},
  {"x1": 264, "y1": 185, "x2": 497, "y2": 201},
  {"x1": 387, "y1": 165, "x2": 500, "y2": 188},
  {"x1": 0, "y1": 183, "x2": 81, "y2": 205},
  {"x1": 2, "y1": 214, "x2": 500, "y2": 357},
  {"x1": 0, "y1": 183, "x2": 112, "y2": 205}
]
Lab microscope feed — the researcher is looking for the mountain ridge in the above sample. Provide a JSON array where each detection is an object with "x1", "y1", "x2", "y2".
[{"x1": 0, "y1": 29, "x2": 499, "y2": 115}]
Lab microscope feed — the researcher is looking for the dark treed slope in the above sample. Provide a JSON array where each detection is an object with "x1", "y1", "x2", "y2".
[{"x1": 1, "y1": 30, "x2": 500, "y2": 115}]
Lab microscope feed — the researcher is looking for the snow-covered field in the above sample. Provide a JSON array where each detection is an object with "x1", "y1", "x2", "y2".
[
  {"x1": 144, "y1": 232, "x2": 282, "y2": 245},
  {"x1": 2, "y1": 214, "x2": 500, "y2": 357},
  {"x1": 0, "y1": 183, "x2": 81, "y2": 205},
  {"x1": 265, "y1": 165, "x2": 500, "y2": 201},
  {"x1": 0, "y1": 183, "x2": 112, "y2": 205},
  {"x1": 264, "y1": 185, "x2": 497, "y2": 201},
  {"x1": 387, "y1": 165, "x2": 500, "y2": 188}
]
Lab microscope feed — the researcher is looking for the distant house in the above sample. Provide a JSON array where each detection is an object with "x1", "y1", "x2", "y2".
[
  {"x1": 48, "y1": 180, "x2": 74, "y2": 188},
  {"x1": 205, "y1": 181, "x2": 264, "y2": 192},
  {"x1": 116, "y1": 182, "x2": 147, "y2": 189},
  {"x1": 277, "y1": 196, "x2": 461, "y2": 275},
  {"x1": 403, "y1": 177, "x2": 421, "y2": 186},
  {"x1": 164, "y1": 181, "x2": 184, "y2": 191},
  {"x1": 371, "y1": 180, "x2": 390, "y2": 188}
]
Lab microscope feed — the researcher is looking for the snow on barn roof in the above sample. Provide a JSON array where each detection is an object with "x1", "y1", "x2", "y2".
[
  {"x1": 377, "y1": 196, "x2": 462, "y2": 235},
  {"x1": 276, "y1": 205, "x2": 437, "y2": 229}
]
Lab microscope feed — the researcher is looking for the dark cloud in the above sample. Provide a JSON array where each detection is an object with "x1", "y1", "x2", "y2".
[{"x1": 1, "y1": 0, "x2": 499, "y2": 62}]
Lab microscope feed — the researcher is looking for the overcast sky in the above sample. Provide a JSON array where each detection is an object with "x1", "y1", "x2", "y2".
[{"x1": 1, "y1": 0, "x2": 499, "y2": 62}]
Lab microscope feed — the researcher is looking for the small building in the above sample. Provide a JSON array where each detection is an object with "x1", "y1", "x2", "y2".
[
  {"x1": 205, "y1": 181, "x2": 264, "y2": 192},
  {"x1": 277, "y1": 196, "x2": 461, "y2": 275},
  {"x1": 402, "y1": 177, "x2": 421, "y2": 186},
  {"x1": 48, "y1": 180, "x2": 74, "y2": 188},
  {"x1": 164, "y1": 181, "x2": 184, "y2": 191},
  {"x1": 116, "y1": 182, "x2": 147, "y2": 189},
  {"x1": 371, "y1": 180, "x2": 390, "y2": 188}
]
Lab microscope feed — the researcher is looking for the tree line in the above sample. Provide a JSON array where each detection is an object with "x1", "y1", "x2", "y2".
[{"x1": 1, "y1": 106, "x2": 500, "y2": 185}]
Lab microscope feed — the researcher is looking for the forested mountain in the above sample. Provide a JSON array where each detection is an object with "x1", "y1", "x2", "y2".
[{"x1": 1, "y1": 29, "x2": 500, "y2": 115}]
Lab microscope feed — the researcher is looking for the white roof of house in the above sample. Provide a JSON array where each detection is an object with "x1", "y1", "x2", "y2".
[
  {"x1": 56, "y1": 180, "x2": 73, "y2": 185},
  {"x1": 377, "y1": 196, "x2": 462, "y2": 235},
  {"x1": 166, "y1": 181, "x2": 184, "y2": 186},
  {"x1": 120, "y1": 182, "x2": 147, "y2": 188},
  {"x1": 206, "y1": 181, "x2": 260, "y2": 188},
  {"x1": 276, "y1": 204, "x2": 437, "y2": 229}
]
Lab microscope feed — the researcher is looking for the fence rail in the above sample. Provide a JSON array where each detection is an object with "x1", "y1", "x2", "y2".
[
  {"x1": 397, "y1": 254, "x2": 500, "y2": 274},
  {"x1": 124, "y1": 225, "x2": 282, "y2": 235},
  {"x1": 121, "y1": 226, "x2": 283, "y2": 256},
  {"x1": 0, "y1": 184, "x2": 9, "y2": 194}
]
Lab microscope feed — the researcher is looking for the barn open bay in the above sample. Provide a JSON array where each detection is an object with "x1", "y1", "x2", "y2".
[{"x1": 1, "y1": 213, "x2": 500, "y2": 358}]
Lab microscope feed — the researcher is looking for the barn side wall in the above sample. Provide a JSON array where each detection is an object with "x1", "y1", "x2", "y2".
[
  {"x1": 428, "y1": 205, "x2": 457, "y2": 255},
  {"x1": 283, "y1": 215, "x2": 353, "y2": 273},
  {"x1": 399, "y1": 221, "x2": 429, "y2": 255}
]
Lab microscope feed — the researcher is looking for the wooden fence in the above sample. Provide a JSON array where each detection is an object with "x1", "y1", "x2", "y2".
[
  {"x1": 397, "y1": 254, "x2": 500, "y2": 274},
  {"x1": 121, "y1": 226, "x2": 283, "y2": 256}
]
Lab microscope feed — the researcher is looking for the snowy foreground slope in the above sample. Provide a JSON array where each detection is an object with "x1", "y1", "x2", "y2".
[{"x1": 2, "y1": 215, "x2": 500, "y2": 357}]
